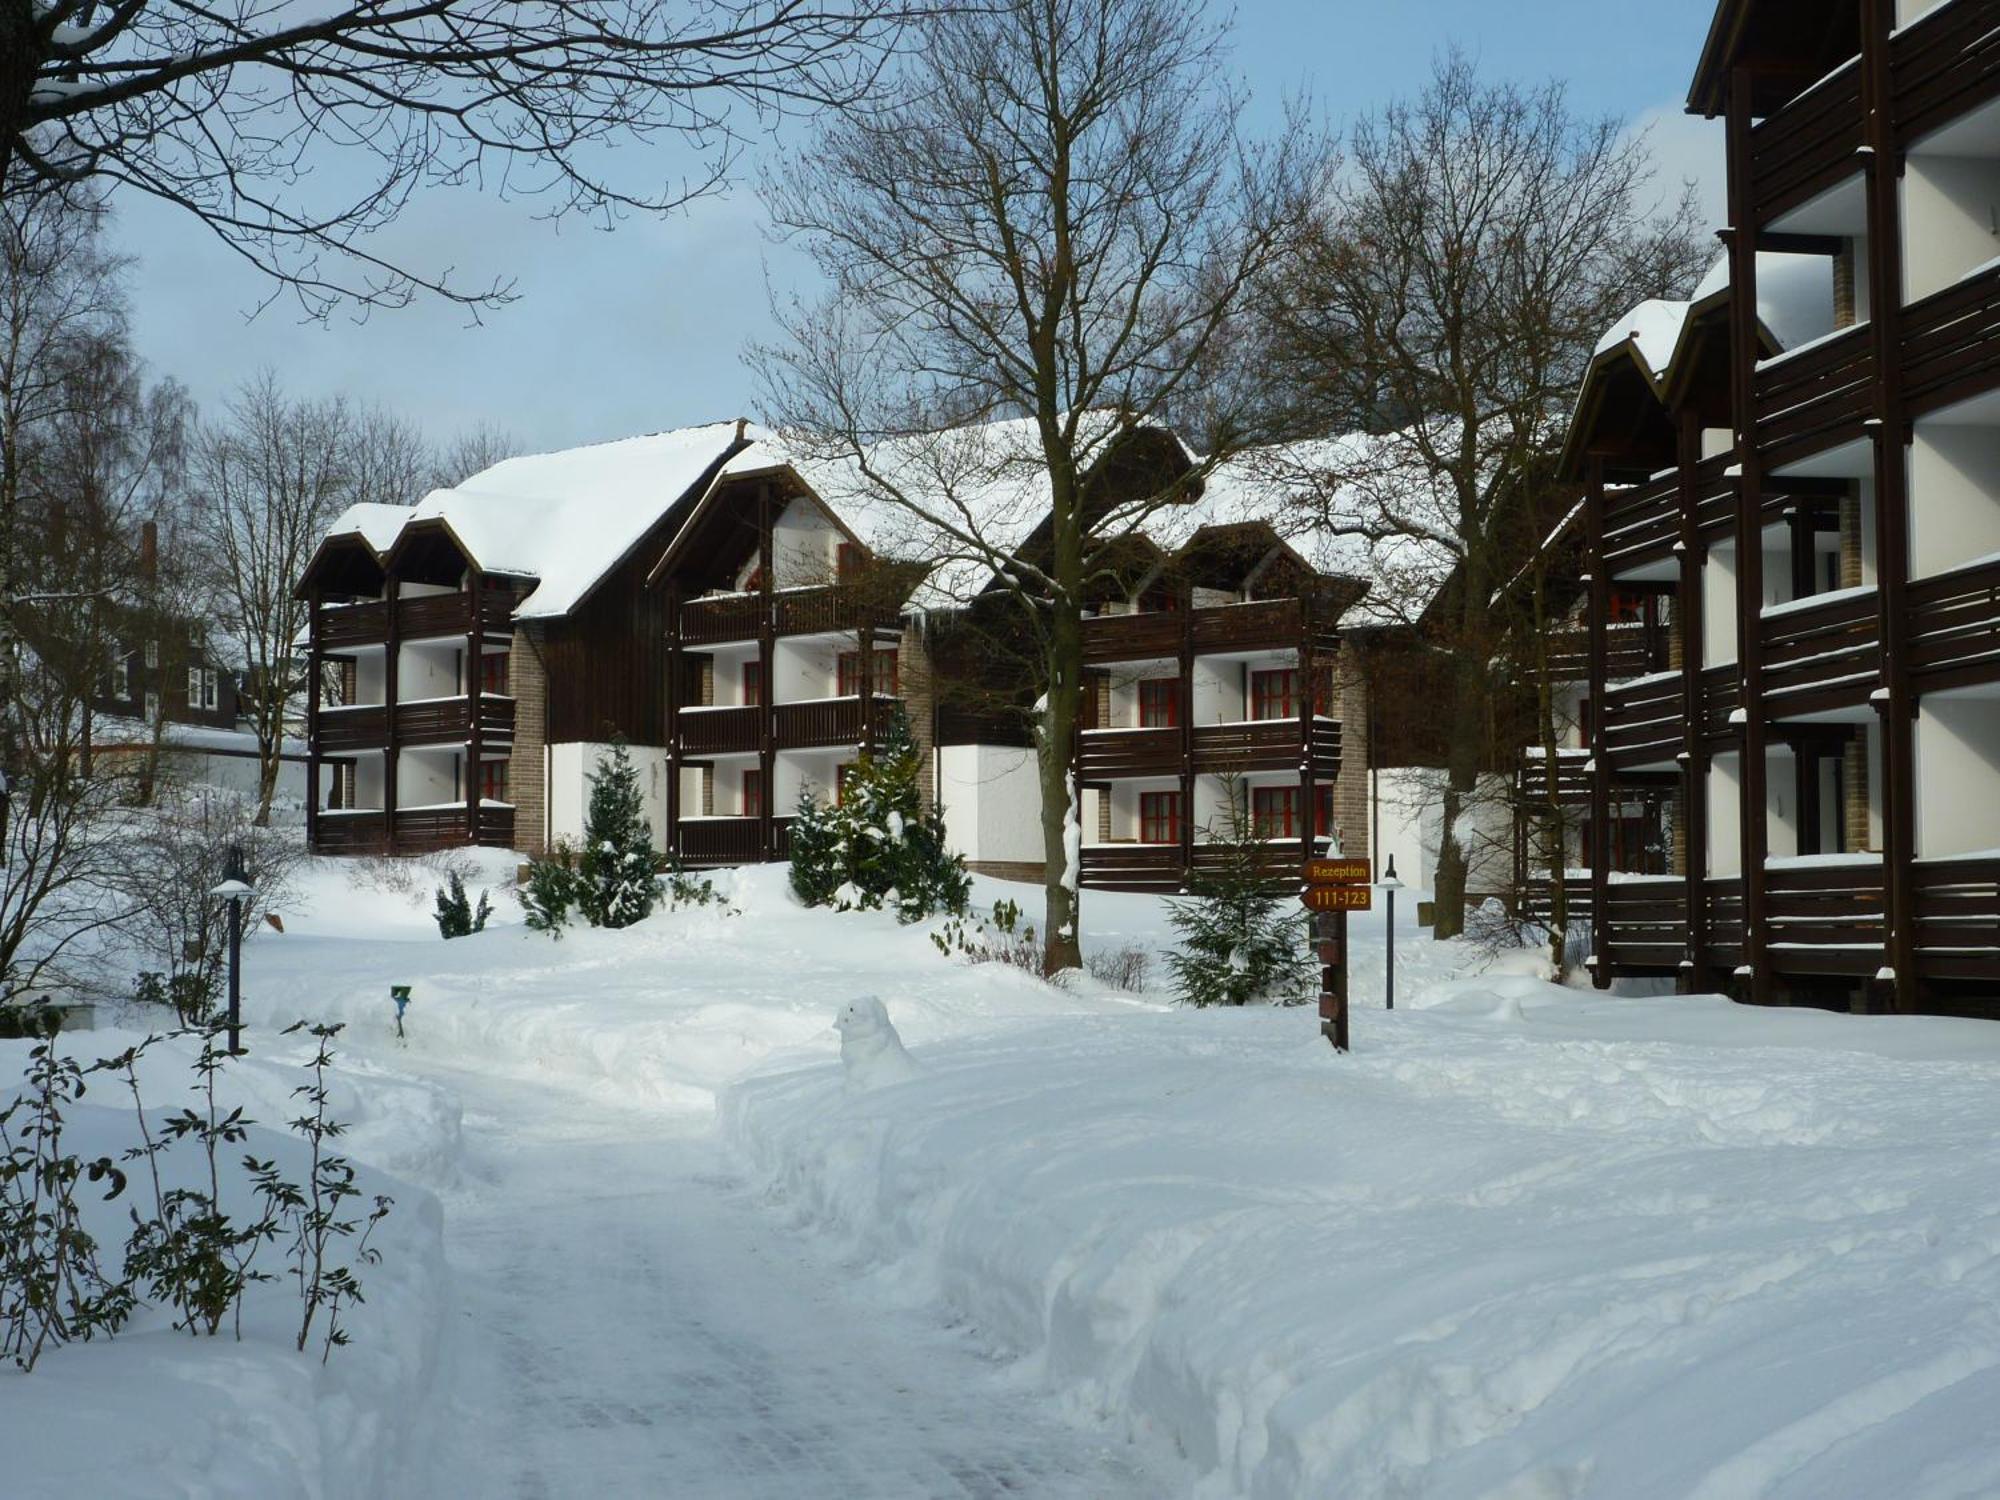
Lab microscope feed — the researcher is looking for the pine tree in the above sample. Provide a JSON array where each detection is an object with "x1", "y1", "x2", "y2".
[
  {"x1": 788, "y1": 705, "x2": 969, "y2": 922},
  {"x1": 575, "y1": 738, "x2": 662, "y2": 930},
  {"x1": 1165, "y1": 784, "x2": 1315, "y2": 1007}
]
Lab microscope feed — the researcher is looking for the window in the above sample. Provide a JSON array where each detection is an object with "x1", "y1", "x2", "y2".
[
  {"x1": 1251, "y1": 669, "x2": 1296, "y2": 721},
  {"x1": 1251, "y1": 786, "x2": 1297, "y2": 839},
  {"x1": 1139, "y1": 679, "x2": 1177, "y2": 728},
  {"x1": 480, "y1": 760, "x2": 509, "y2": 803},
  {"x1": 837, "y1": 542, "x2": 864, "y2": 578},
  {"x1": 1315, "y1": 785, "x2": 1337, "y2": 841},
  {"x1": 742, "y1": 660, "x2": 764, "y2": 707},
  {"x1": 1140, "y1": 791, "x2": 1181, "y2": 845},
  {"x1": 742, "y1": 768, "x2": 764, "y2": 818},
  {"x1": 186, "y1": 666, "x2": 218, "y2": 711},
  {"x1": 143, "y1": 639, "x2": 159, "y2": 669},
  {"x1": 481, "y1": 651, "x2": 510, "y2": 695},
  {"x1": 835, "y1": 762, "x2": 856, "y2": 804},
  {"x1": 144, "y1": 691, "x2": 159, "y2": 724},
  {"x1": 1606, "y1": 589, "x2": 1646, "y2": 624},
  {"x1": 838, "y1": 650, "x2": 899, "y2": 697}
]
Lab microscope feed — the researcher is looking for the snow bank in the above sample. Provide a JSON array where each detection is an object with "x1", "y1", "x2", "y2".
[{"x1": 723, "y1": 976, "x2": 2000, "y2": 1499}]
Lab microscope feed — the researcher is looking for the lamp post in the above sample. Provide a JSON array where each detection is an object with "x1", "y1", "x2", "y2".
[
  {"x1": 1380, "y1": 854, "x2": 1403, "y2": 1011},
  {"x1": 210, "y1": 844, "x2": 254, "y2": 1056}
]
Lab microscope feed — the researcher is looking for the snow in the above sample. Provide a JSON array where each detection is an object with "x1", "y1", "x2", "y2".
[
  {"x1": 12, "y1": 837, "x2": 2000, "y2": 1498},
  {"x1": 1592, "y1": 297, "x2": 1692, "y2": 376}
]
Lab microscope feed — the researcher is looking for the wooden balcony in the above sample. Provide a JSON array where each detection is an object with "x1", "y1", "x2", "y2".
[
  {"x1": 1747, "y1": 59, "x2": 1863, "y2": 225},
  {"x1": 1701, "y1": 666, "x2": 1742, "y2": 743},
  {"x1": 1705, "y1": 877, "x2": 1745, "y2": 972},
  {"x1": 314, "y1": 695, "x2": 515, "y2": 753},
  {"x1": 1760, "y1": 587, "x2": 1879, "y2": 718},
  {"x1": 1518, "y1": 749, "x2": 1593, "y2": 807},
  {"x1": 678, "y1": 586, "x2": 904, "y2": 646},
  {"x1": 1903, "y1": 260, "x2": 2000, "y2": 417},
  {"x1": 675, "y1": 816, "x2": 794, "y2": 868},
  {"x1": 1078, "y1": 718, "x2": 1340, "y2": 781},
  {"x1": 679, "y1": 705, "x2": 759, "y2": 756},
  {"x1": 314, "y1": 590, "x2": 513, "y2": 650},
  {"x1": 1600, "y1": 672, "x2": 1684, "y2": 769},
  {"x1": 1598, "y1": 877, "x2": 1688, "y2": 972},
  {"x1": 1914, "y1": 855, "x2": 2000, "y2": 984},
  {"x1": 1909, "y1": 555, "x2": 2000, "y2": 692},
  {"x1": 1753, "y1": 325, "x2": 1875, "y2": 467},
  {"x1": 1542, "y1": 624, "x2": 1662, "y2": 683},
  {"x1": 1078, "y1": 836, "x2": 1329, "y2": 894},
  {"x1": 1081, "y1": 598, "x2": 1339, "y2": 666},
  {"x1": 1765, "y1": 858, "x2": 1886, "y2": 977},
  {"x1": 1893, "y1": 0, "x2": 2000, "y2": 147},
  {"x1": 1601, "y1": 473, "x2": 1679, "y2": 577},
  {"x1": 774, "y1": 694, "x2": 893, "y2": 749},
  {"x1": 312, "y1": 802, "x2": 515, "y2": 855}
]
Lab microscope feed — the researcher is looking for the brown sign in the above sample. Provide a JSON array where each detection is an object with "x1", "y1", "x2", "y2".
[
  {"x1": 1304, "y1": 858, "x2": 1371, "y2": 886},
  {"x1": 1302, "y1": 884, "x2": 1373, "y2": 912}
]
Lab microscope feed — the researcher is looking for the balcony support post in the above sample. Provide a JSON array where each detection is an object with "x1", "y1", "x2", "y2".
[
  {"x1": 1727, "y1": 64, "x2": 1772, "y2": 1004},
  {"x1": 1676, "y1": 410, "x2": 1711, "y2": 992},
  {"x1": 1297, "y1": 589, "x2": 1316, "y2": 868},
  {"x1": 306, "y1": 586, "x2": 323, "y2": 854},
  {"x1": 1861, "y1": 0, "x2": 1919, "y2": 1010},
  {"x1": 466, "y1": 570, "x2": 483, "y2": 843},
  {"x1": 384, "y1": 574, "x2": 401, "y2": 855},
  {"x1": 1586, "y1": 457, "x2": 1613, "y2": 987},
  {"x1": 1177, "y1": 578, "x2": 1195, "y2": 880},
  {"x1": 666, "y1": 586, "x2": 682, "y2": 862},
  {"x1": 757, "y1": 481, "x2": 777, "y2": 862}
]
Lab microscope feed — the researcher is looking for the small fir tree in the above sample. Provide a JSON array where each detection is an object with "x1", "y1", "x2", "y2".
[
  {"x1": 575, "y1": 738, "x2": 662, "y2": 930},
  {"x1": 1165, "y1": 784, "x2": 1316, "y2": 1007},
  {"x1": 432, "y1": 872, "x2": 492, "y2": 939},
  {"x1": 518, "y1": 842, "x2": 579, "y2": 936},
  {"x1": 788, "y1": 705, "x2": 969, "y2": 922}
]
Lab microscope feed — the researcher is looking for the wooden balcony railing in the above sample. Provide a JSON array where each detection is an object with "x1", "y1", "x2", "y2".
[
  {"x1": 1753, "y1": 325, "x2": 1875, "y2": 466},
  {"x1": 1078, "y1": 718, "x2": 1341, "y2": 780},
  {"x1": 679, "y1": 593, "x2": 764, "y2": 645},
  {"x1": 1600, "y1": 672, "x2": 1683, "y2": 769},
  {"x1": 314, "y1": 695, "x2": 514, "y2": 753},
  {"x1": 679, "y1": 705, "x2": 759, "y2": 756},
  {"x1": 1602, "y1": 473, "x2": 1678, "y2": 577},
  {"x1": 313, "y1": 590, "x2": 513, "y2": 650},
  {"x1": 1765, "y1": 858, "x2": 1886, "y2": 977},
  {"x1": 1080, "y1": 610, "x2": 1183, "y2": 664},
  {"x1": 773, "y1": 695, "x2": 886, "y2": 749},
  {"x1": 312, "y1": 803, "x2": 514, "y2": 854},
  {"x1": 1078, "y1": 836, "x2": 1329, "y2": 893},
  {"x1": 1701, "y1": 666, "x2": 1742, "y2": 742},
  {"x1": 1690, "y1": 456, "x2": 1742, "y2": 547},
  {"x1": 1078, "y1": 726, "x2": 1179, "y2": 780},
  {"x1": 678, "y1": 586, "x2": 904, "y2": 646},
  {"x1": 1518, "y1": 749, "x2": 1593, "y2": 807},
  {"x1": 1600, "y1": 877, "x2": 1688, "y2": 972},
  {"x1": 1705, "y1": 877, "x2": 1745, "y2": 971},
  {"x1": 1747, "y1": 59, "x2": 1864, "y2": 224},
  {"x1": 675, "y1": 816, "x2": 794, "y2": 867},
  {"x1": 1542, "y1": 624, "x2": 1662, "y2": 683},
  {"x1": 1909, "y1": 555, "x2": 2000, "y2": 692},
  {"x1": 316, "y1": 704, "x2": 388, "y2": 754},
  {"x1": 1903, "y1": 260, "x2": 2000, "y2": 416},
  {"x1": 1760, "y1": 587, "x2": 1879, "y2": 717},
  {"x1": 1914, "y1": 855, "x2": 2000, "y2": 983},
  {"x1": 1893, "y1": 0, "x2": 2000, "y2": 146}
]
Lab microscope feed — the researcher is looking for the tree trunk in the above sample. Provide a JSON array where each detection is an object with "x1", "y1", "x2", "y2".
[
  {"x1": 1527, "y1": 562, "x2": 1569, "y2": 975},
  {"x1": 1038, "y1": 586, "x2": 1084, "y2": 975},
  {"x1": 254, "y1": 734, "x2": 279, "y2": 827}
]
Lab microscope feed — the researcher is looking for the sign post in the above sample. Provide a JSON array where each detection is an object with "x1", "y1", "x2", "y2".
[{"x1": 1302, "y1": 858, "x2": 1371, "y2": 1052}]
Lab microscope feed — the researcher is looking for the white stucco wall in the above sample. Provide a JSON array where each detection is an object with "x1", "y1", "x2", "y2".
[
  {"x1": 1369, "y1": 766, "x2": 1510, "y2": 899},
  {"x1": 771, "y1": 638, "x2": 838, "y2": 703},
  {"x1": 353, "y1": 649, "x2": 386, "y2": 705},
  {"x1": 396, "y1": 639, "x2": 461, "y2": 701},
  {"x1": 1908, "y1": 420, "x2": 2000, "y2": 579},
  {"x1": 1708, "y1": 752, "x2": 1743, "y2": 877},
  {"x1": 1703, "y1": 541, "x2": 1739, "y2": 666},
  {"x1": 547, "y1": 741, "x2": 671, "y2": 848},
  {"x1": 397, "y1": 748, "x2": 458, "y2": 808},
  {"x1": 939, "y1": 744, "x2": 1044, "y2": 865},
  {"x1": 1766, "y1": 744, "x2": 1800, "y2": 860},
  {"x1": 1901, "y1": 155, "x2": 2000, "y2": 304},
  {"x1": 1915, "y1": 698, "x2": 2000, "y2": 858}
]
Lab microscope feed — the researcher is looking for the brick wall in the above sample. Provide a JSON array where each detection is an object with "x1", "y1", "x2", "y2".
[
  {"x1": 508, "y1": 624, "x2": 549, "y2": 856},
  {"x1": 899, "y1": 625, "x2": 938, "y2": 812},
  {"x1": 1331, "y1": 642, "x2": 1371, "y2": 862}
]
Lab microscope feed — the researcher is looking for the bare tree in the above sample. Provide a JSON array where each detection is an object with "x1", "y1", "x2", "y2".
[
  {"x1": 194, "y1": 374, "x2": 354, "y2": 824},
  {"x1": 755, "y1": 0, "x2": 1324, "y2": 971},
  {"x1": 435, "y1": 420, "x2": 519, "y2": 487},
  {"x1": 1260, "y1": 54, "x2": 1708, "y2": 939},
  {"x1": 2, "y1": 0, "x2": 913, "y2": 318}
]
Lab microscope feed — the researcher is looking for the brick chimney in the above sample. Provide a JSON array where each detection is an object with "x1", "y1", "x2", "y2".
[{"x1": 140, "y1": 520, "x2": 158, "y2": 580}]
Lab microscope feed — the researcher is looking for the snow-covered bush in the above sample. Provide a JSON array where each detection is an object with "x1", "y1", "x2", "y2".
[
  {"x1": 788, "y1": 706, "x2": 969, "y2": 923},
  {"x1": 1086, "y1": 944, "x2": 1151, "y2": 992},
  {"x1": 431, "y1": 872, "x2": 492, "y2": 940},
  {"x1": 517, "y1": 841, "x2": 579, "y2": 936},
  {"x1": 1165, "y1": 795, "x2": 1314, "y2": 1008},
  {"x1": 574, "y1": 738, "x2": 662, "y2": 931}
]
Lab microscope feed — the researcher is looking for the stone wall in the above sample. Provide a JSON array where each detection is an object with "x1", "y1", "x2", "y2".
[
  {"x1": 507, "y1": 624, "x2": 549, "y2": 856},
  {"x1": 1331, "y1": 642, "x2": 1372, "y2": 862}
]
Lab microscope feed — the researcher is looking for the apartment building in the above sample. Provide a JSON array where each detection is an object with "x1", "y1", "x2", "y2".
[{"x1": 1553, "y1": 0, "x2": 2000, "y2": 1011}]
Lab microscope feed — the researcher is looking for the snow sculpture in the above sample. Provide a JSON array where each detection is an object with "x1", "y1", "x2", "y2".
[{"x1": 836, "y1": 994, "x2": 921, "y2": 1092}]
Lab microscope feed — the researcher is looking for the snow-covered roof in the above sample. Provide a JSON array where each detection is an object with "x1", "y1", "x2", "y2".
[
  {"x1": 1592, "y1": 298, "x2": 1694, "y2": 381},
  {"x1": 1691, "y1": 249, "x2": 1834, "y2": 354},
  {"x1": 309, "y1": 422, "x2": 751, "y2": 619}
]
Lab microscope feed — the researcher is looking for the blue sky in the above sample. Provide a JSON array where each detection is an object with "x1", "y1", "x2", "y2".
[{"x1": 116, "y1": 2, "x2": 1726, "y2": 458}]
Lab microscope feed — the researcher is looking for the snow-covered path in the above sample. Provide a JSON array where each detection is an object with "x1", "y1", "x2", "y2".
[{"x1": 411, "y1": 1061, "x2": 1167, "y2": 1499}]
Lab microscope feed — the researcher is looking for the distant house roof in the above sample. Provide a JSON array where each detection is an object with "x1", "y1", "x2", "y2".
[{"x1": 304, "y1": 422, "x2": 751, "y2": 618}]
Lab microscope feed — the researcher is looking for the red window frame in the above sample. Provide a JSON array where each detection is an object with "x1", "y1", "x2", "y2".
[
  {"x1": 480, "y1": 651, "x2": 510, "y2": 695},
  {"x1": 1607, "y1": 589, "x2": 1646, "y2": 624},
  {"x1": 837, "y1": 542, "x2": 864, "y2": 577},
  {"x1": 742, "y1": 660, "x2": 764, "y2": 707},
  {"x1": 742, "y1": 768, "x2": 764, "y2": 819},
  {"x1": 1140, "y1": 791, "x2": 1181, "y2": 845},
  {"x1": 1250, "y1": 669, "x2": 1296, "y2": 721},
  {"x1": 479, "y1": 759, "x2": 508, "y2": 803},
  {"x1": 1315, "y1": 784, "x2": 1337, "y2": 841},
  {"x1": 1139, "y1": 679, "x2": 1178, "y2": 728},
  {"x1": 1251, "y1": 786, "x2": 1297, "y2": 839},
  {"x1": 837, "y1": 650, "x2": 900, "y2": 698}
]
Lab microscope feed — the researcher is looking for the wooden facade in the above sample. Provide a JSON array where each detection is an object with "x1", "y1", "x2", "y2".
[{"x1": 1547, "y1": 0, "x2": 2000, "y2": 1012}]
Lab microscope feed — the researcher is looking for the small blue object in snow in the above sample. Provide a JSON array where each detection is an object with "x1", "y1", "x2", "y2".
[{"x1": 391, "y1": 984, "x2": 413, "y2": 1039}]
